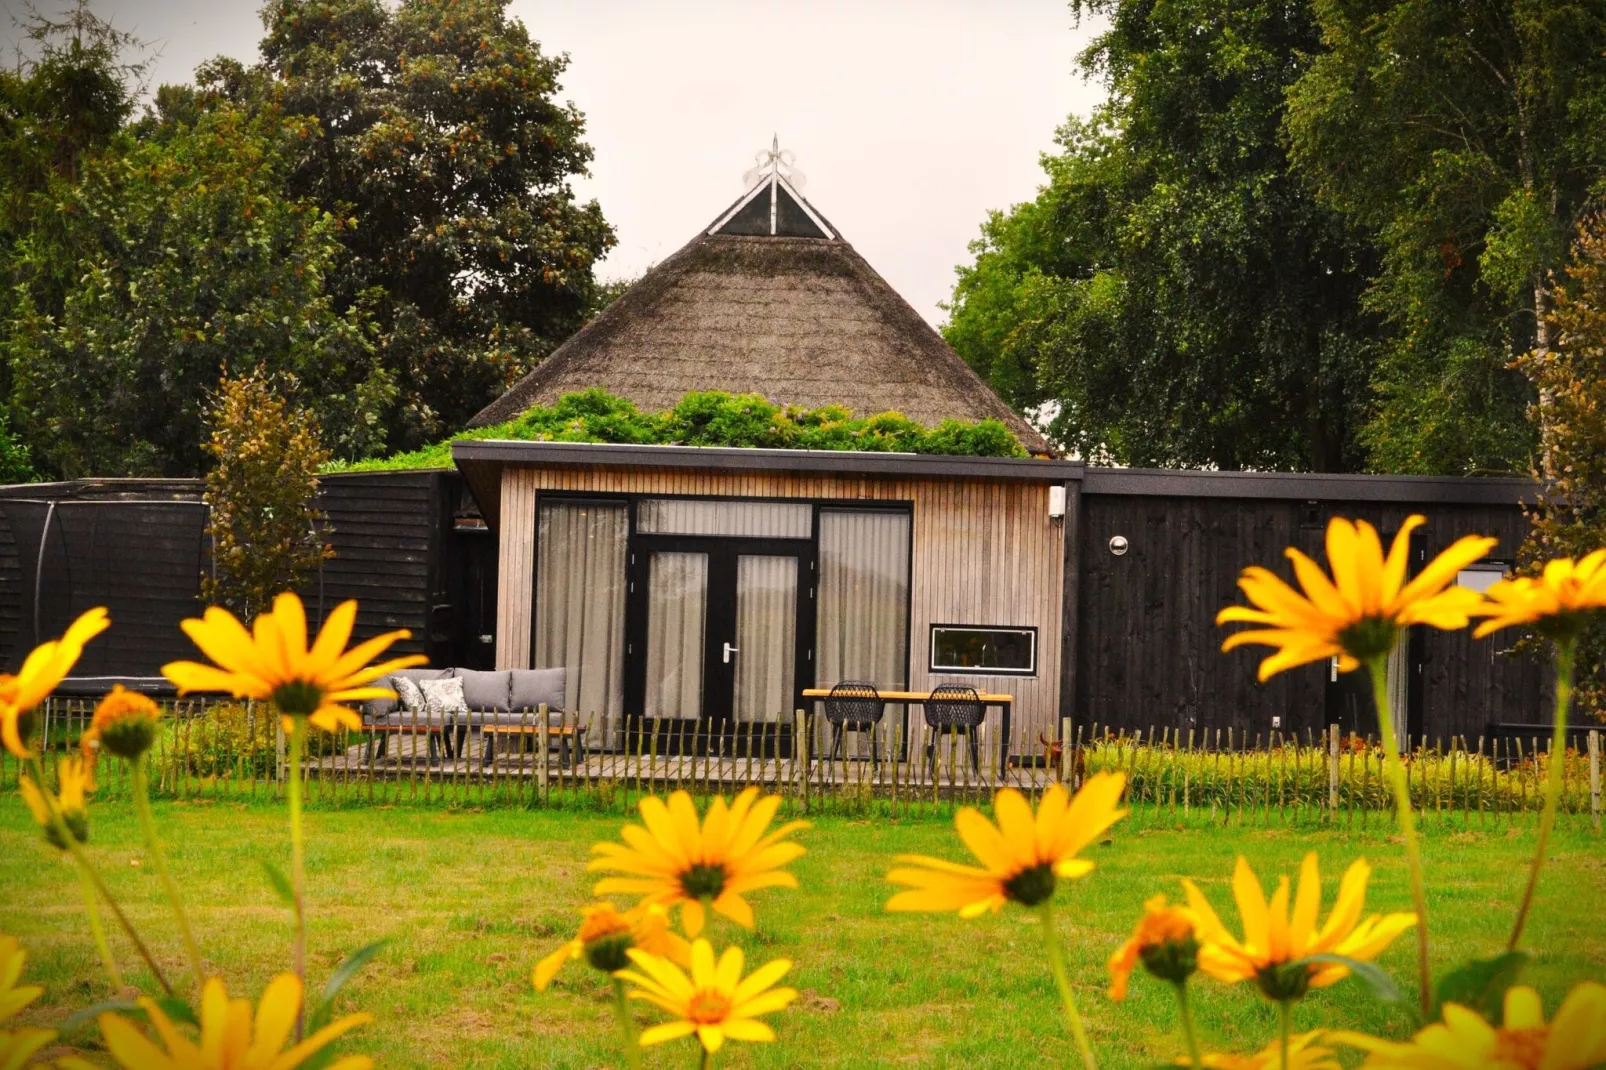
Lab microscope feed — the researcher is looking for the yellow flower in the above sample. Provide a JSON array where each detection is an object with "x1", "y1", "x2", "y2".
[
  {"x1": 18, "y1": 756, "x2": 92, "y2": 851},
  {"x1": 93, "y1": 973, "x2": 372, "y2": 1070},
  {"x1": 1, "y1": 607, "x2": 109, "y2": 758},
  {"x1": 589, "y1": 787, "x2": 808, "y2": 937},
  {"x1": 885, "y1": 774, "x2": 1128, "y2": 916},
  {"x1": 534, "y1": 902, "x2": 691, "y2": 990},
  {"x1": 0, "y1": 935, "x2": 44, "y2": 1024},
  {"x1": 616, "y1": 937, "x2": 796, "y2": 1055},
  {"x1": 162, "y1": 593, "x2": 425, "y2": 732},
  {"x1": 1183, "y1": 854, "x2": 1416, "y2": 1002},
  {"x1": 1334, "y1": 982, "x2": 1606, "y2": 1069},
  {"x1": 1182, "y1": 1031, "x2": 1341, "y2": 1069},
  {"x1": 82, "y1": 684, "x2": 163, "y2": 762},
  {"x1": 1471, "y1": 550, "x2": 1606, "y2": 641},
  {"x1": 1107, "y1": 894, "x2": 1200, "y2": 999},
  {"x1": 1217, "y1": 515, "x2": 1495, "y2": 680},
  {"x1": 0, "y1": 1026, "x2": 59, "y2": 1069}
]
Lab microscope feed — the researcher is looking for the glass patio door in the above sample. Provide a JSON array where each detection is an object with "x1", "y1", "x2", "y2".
[{"x1": 629, "y1": 538, "x2": 808, "y2": 747}]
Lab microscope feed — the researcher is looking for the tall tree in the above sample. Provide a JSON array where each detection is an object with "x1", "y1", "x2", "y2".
[
  {"x1": 1285, "y1": 0, "x2": 1606, "y2": 475},
  {"x1": 945, "y1": 0, "x2": 1379, "y2": 471},
  {"x1": 178, "y1": 0, "x2": 616, "y2": 449},
  {"x1": 4, "y1": 101, "x2": 387, "y2": 477}
]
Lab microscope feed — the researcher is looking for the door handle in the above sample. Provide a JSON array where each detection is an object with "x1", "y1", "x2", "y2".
[{"x1": 723, "y1": 642, "x2": 739, "y2": 664}]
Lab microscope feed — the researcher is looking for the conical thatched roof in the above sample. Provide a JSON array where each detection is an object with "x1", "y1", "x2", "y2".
[{"x1": 468, "y1": 173, "x2": 1049, "y2": 453}]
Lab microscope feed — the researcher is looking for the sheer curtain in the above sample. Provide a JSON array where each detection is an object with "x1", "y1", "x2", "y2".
[
  {"x1": 534, "y1": 501, "x2": 627, "y2": 746},
  {"x1": 637, "y1": 499, "x2": 811, "y2": 538},
  {"x1": 817, "y1": 510, "x2": 910, "y2": 756},
  {"x1": 734, "y1": 555, "x2": 797, "y2": 724},
  {"x1": 1386, "y1": 638, "x2": 1409, "y2": 751},
  {"x1": 645, "y1": 551, "x2": 708, "y2": 719}
]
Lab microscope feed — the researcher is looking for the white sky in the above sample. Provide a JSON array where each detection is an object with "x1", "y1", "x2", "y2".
[{"x1": 7, "y1": 0, "x2": 1107, "y2": 325}]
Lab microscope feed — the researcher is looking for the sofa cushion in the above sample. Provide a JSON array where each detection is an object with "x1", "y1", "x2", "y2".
[
  {"x1": 419, "y1": 677, "x2": 468, "y2": 723},
  {"x1": 363, "y1": 666, "x2": 453, "y2": 719},
  {"x1": 456, "y1": 669, "x2": 511, "y2": 711},
  {"x1": 509, "y1": 667, "x2": 566, "y2": 712}
]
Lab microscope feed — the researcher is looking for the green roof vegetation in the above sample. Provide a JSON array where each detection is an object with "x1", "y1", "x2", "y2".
[{"x1": 323, "y1": 389, "x2": 1028, "y2": 473}]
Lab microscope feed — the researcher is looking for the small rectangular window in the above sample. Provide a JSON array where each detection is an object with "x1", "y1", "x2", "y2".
[
  {"x1": 929, "y1": 625, "x2": 1037, "y2": 676},
  {"x1": 1456, "y1": 562, "x2": 1508, "y2": 593}
]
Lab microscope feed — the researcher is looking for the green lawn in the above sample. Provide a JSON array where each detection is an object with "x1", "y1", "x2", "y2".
[{"x1": 1, "y1": 798, "x2": 1602, "y2": 1068}]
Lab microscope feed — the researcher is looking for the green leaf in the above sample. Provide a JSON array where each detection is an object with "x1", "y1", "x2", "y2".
[
  {"x1": 1433, "y1": 951, "x2": 1530, "y2": 1024},
  {"x1": 152, "y1": 995, "x2": 200, "y2": 1027},
  {"x1": 1295, "y1": 954, "x2": 1415, "y2": 1023},
  {"x1": 262, "y1": 859, "x2": 295, "y2": 906},
  {"x1": 62, "y1": 999, "x2": 142, "y2": 1033},
  {"x1": 304, "y1": 939, "x2": 390, "y2": 1036}
]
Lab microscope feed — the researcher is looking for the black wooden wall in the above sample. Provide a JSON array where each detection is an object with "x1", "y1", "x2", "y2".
[{"x1": 1073, "y1": 471, "x2": 1547, "y2": 744}]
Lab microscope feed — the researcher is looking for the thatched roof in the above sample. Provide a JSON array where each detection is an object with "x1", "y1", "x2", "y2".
[{"x1": 468, "y1": 177, "x2": 1050, "y2": 453}]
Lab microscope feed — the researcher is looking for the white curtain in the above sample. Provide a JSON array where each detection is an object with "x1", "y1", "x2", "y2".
[
  {"x1": 645, "y1": 552, "x2": 708, "y2": 719},
  {"x1": 534, "y1": 501, "x2": 627, "y2": 746},
  {"x1": 818, "y1": 510, "x2": 910, "y2": 691},
  {"x1": 1386, "y1": 638, "x2": 1409, "y2": 751},
  {"x1": 734, "y1": 555, "x2": 797, "y2": 724},
  {"x1": 637, "y1": 499, "x2": 811, "y2": 538}
]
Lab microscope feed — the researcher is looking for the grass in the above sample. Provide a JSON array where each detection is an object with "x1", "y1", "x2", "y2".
[{"x1": 2, "y1": 798, "x2": 1603, "y2": 1068}]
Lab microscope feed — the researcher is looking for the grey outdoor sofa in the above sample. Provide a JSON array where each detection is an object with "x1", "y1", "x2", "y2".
[{"x1": 360, "y1": 667, "x2": 576, "y2": 765}]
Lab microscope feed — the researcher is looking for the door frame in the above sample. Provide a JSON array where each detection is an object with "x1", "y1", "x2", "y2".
[{"x1": 623, "y1": 533, "x2": 815, "y2": 750}]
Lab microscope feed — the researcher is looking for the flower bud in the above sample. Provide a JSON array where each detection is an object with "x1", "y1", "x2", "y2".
[
  {"x1": 18, "y1": 757, "x2": 92, "y2": 851},
  {"x1": 84, "y1": 685, "x2": 162, "y2": 761}
]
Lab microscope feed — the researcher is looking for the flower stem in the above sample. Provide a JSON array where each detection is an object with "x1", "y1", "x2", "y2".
[
  {"x1": 699, "y1": 1048, "x2": 712, "y2": 1070},
  {"x1": 610, "y1": 977, "x2": 643, "y2": 1070},
  {"x1": 130, "y1": 759, "x2": 204, "y2": 989},
  {"x1": 76, "y1": 861, "x2": 124, "y2": 991},
  {"x1": 1508, "y1": 639, "x2": 1575, "y2": 951},
  {"x1": 26, "y1": 756, "x2": 173, "y2": 996},
  {"x1": 1278, "y1": 1000, "x2": 1292, "y2": 1070},
  {"x1": 1038, "y1": 903, "x2": 1099, "y2": 1070},
  {"x1": 1365, "y1": 656, "x2": 1432, "y2": 1019},
  {"x1": 286, "y1": 718, "x2": 308, "y2": 1036},
  {"x1": 1173, "y1": 982, "x2": 1203, "y2": 1068}
]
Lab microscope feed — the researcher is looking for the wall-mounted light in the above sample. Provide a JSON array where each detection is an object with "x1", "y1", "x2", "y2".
[
  {"x1": 1048, "y1": 485, "x2": 1066, "y2": 520},
  {"x1": 1109, "y1": 535, "x2": 1129, "y2": 556}
]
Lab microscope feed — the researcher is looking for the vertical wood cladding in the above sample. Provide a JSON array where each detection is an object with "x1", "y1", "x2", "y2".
[
  {"x1": 491, "y1": 465, "x2": 1067, "y2": 750},
  {"x1": 1076, "y1": 495, "x2": 1544, "y2": 742}
]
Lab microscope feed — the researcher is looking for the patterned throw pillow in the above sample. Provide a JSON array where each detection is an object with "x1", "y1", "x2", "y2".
[
  {"x1": 392, "y1": 676, "x2": 427, "y2": 718},
  {"x1": 419, "y1": 677, "x2": 468, "y2": 724}
]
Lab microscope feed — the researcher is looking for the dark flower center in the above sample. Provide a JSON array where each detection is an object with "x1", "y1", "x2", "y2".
[
  {"x1": 687, "y1": 988, "x2": 732, "y2": 1024},
  {"x1": 1002, "y1": 863, "x2": 1057, "y2": 907},
  {"x1": 1337, "y1": 616, "x2": 1398, "y2": 663},
  {"x1": 14, "y1": 708, "x2": 35, "y2": 748},
  {"x1": 100, "y1": 716, "x2": 159, "y2": 760},
  {"x1": 272, "y1": 680, "x2": 324, "y2": 718},
  {"x1": 680, "y1": 863, "x2": 728, "y2": 900},
  {"x1": 1255, "y1": 961, "x2": 1311, "y2": 1003},
  {"x1": 1139, "y1": 934, "x2": 1200, "y2": 986},
  {"x1": 583, "y1": 930, "x2": 635, "y2": 974}
]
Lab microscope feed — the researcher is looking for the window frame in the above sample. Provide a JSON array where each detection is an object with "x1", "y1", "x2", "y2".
[{"x1": 927, "y1": 623, "x2": 1038, "y2": 678}]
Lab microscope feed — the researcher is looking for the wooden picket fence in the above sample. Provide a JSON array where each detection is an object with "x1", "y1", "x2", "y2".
[{"x1": 4, "y1": 697, "x2": 1602, "y2": 830}]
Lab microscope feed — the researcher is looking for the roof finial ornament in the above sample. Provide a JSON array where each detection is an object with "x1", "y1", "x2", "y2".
[{"x1": 741, "y1": 134, "x2": 806, "y2": 192}]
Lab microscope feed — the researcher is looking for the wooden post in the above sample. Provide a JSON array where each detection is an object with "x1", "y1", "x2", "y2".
[
  {"x1": 1059, "y1": 717, "x2": 1073, "y2": 784},
  {"x1": 1590, "y1": 730, "x2": 1601, "y2": 832},
  {"x1": 796, "y1": 709, "x2": 809, "y2": 811},
  {"x1": 1328, "y1": 723, "x2": 1340, "y2": 820},
  {"x1": 537, "y1": 703, "x2": 550, "y2": 797}
]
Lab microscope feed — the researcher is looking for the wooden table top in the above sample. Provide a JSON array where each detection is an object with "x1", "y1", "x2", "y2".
[{"x1": 802, "y1": 688, "x2": 1014, "y2": 703}]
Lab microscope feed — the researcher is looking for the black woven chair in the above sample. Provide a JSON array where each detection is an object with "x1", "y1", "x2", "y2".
[
  {"x1": 823, "y1": 681, "x2": 886, "y2": 772},
  {"x1": 923, "y1": 684, "x2": 984, "y2": 777}
]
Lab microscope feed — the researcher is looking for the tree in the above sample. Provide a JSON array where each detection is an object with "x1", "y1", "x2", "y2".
[
  {"x1": 4, "y1": 101, "x2": 390, "y2": 477},
  {"x1": 1518, "y1": 213, "x2": 1606, "y2": 719},
  {"x1": 943, "y1": 0, "x2": 1380, "y2": 471},
  {"x1": 1285, "y1": 0, "x2": 1606, "y2": 475},
  {"x1": 176, "y1": 0, "x2": 616, "y2": 450},
  {"x1": 201, "y1": 366, "x2": 332, "y2": 620}
]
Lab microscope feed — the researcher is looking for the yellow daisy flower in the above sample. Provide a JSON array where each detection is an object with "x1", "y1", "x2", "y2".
[
  {"x1": 18, "y1": 756, "x2": 92, "y2": 851},
  {"x1": 589, "y1": 787, "x2": 808, "y2": 937},
  {"x1": 0, "y1": 1025, "x2": 59, "y2": 1069},
  {"x1": 1107, "y1": 894, "x2": 1200, "y2": 1000},
  {"x1": 1182, "y1": 854, "x2": 1416, "y2": 1002},
  {"x1": 1471, "y1": 550, "x2": 1606, "y2": 641},
  {"x1": 616, "y1": 937, "x2": 796, "y2": 1055},
  {"x1": 1217, "y1": 515, "x2": 1495, "y2": 680},
  {"x1": 93, "y1": 973, "x2": 372, "y2": 1070},
  {"x1": 534, "y1": 902, "x2": 691, "y2": 990},
  {"x1": 82, "y1": 685, "x2": 163, "y2": 762},
  {"x1": 885, "y1": 774, "x2": 1128, "y2": 916},
  {"x1": 1182, "y1": 1031, "x2": 1341, "y2": 1069},
  {"x1": 162, "y1": 593, "x2": 425, "y2": 732},
  {"x1": 1, "y1": 607, "x2": 109, "y2": 758},
  {"x1": 0, "y1": 935, "x2": 44, "y2": 1025},
  {"x1": 1334, "y1": 982, "x2": 1606, "y2": 1069}
]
